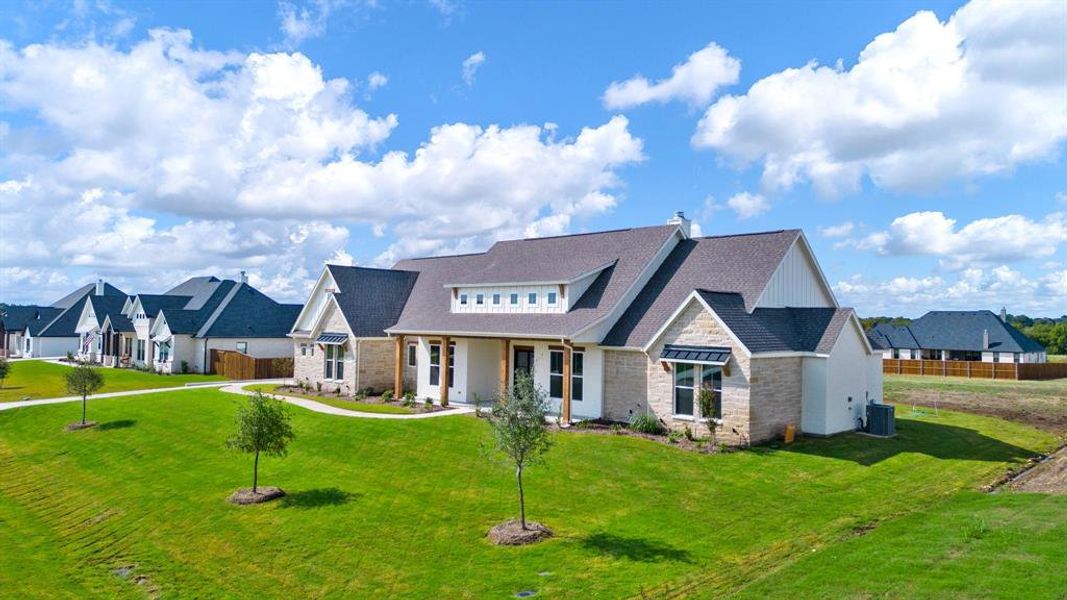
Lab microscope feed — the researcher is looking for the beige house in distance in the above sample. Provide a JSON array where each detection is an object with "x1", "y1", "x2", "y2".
[{"x1": 291, "y1": 213, "x2": 883, "y2": 445}]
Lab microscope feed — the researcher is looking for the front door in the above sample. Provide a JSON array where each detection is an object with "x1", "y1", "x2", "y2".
[{"x1": 513, "y1": 347, "x2": 534, "y2": 382}]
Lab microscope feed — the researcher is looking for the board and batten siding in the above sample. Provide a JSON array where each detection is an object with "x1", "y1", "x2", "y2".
[{"x1": 757, "y1": 239, "x2": 835, "y2": 308}]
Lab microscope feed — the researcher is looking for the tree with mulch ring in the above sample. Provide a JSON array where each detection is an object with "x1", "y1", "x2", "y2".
[
  {"x1": 65, "y1": 363, "x2": 104, "y2": 431},
  {"x1": 485, "y1": 371, "x2": 554, "y2": 545},
  {"x1": 226, "y1": 392, "x2": 294, "y2": 505}
]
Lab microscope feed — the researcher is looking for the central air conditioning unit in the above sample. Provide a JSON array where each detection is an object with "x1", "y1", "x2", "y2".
[{"x1": 866, "y1": 403, "x2": 896, "y2": 437}]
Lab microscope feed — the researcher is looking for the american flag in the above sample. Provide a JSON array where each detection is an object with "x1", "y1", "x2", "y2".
[{"x1": 82, "y1": 331, "x2": 96, "y2": 352}]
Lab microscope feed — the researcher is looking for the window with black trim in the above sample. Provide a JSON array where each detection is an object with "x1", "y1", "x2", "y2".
[
  {"x1": 572, "y1": 352, "x2": 584, "y2": 401},
  {"x1": 549, "y1": 350, "x2": 564, "y2": 399},
  {"x1": 429, "y1": 344, "x2": 440, "y2": 385},
  {"x1": 459, "y1": 294, "x2": 468, "y2": 305},
  {"x1": 407, "y1": 343, "x2": 417, "y2": 367}
]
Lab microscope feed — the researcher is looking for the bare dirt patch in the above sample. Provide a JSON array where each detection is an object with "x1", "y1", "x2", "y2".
[
  {"x1": 65, "y1": 421, "x2": 98, "y2": 432},
  {"x1": 885, "y1": 377, "x2": 1067, "y2": 434},
  {"x1": 1010, "y1": 447, "x2": 1067, "y2": 494},
  {"x1": 228, "y1": 487, "x2": 285, "y2": 505},
  {"x1": 487, "y1": 520, "x2": 553, "y2": 546}
]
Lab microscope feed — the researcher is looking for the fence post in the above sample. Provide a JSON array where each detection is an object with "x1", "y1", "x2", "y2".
[{"x1": 966, "y1": 361, "x2": 971, "y2": 379}]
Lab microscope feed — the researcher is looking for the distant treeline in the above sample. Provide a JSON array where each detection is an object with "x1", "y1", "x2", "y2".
[{"x1": 860, "y1": 314, "x2": 1067, "y2": 355}]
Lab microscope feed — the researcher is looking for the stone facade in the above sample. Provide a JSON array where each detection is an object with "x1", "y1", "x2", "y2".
[
  {"x1": 356, "y1": 339, "x2": 396, "y2": 394},
  {"x1": 601, "y1": 349, "x2": 648, "y2": 422},
  {"x1": 290, "y1": 304, "x2": 401, "y2": 396},
  {"x1": 643, "y1": 298, "x2": 752, "y2": 444},
  {"x1": 748, "y1": 356, "x2": 803, "y2": 444}
]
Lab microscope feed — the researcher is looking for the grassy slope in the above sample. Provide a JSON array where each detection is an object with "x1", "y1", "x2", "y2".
[
  {"x1": 733, "y1": 492, "x2": 1067, "y2": 599},
  {"x1": 0, "y1": 389, "x2": 1057, "y2": 598},
  {"x1": 885, "y1": 374, "x2": 1067, "y2": 398},
  {"x1": 0, "y1": 360, "x2": 224, "y2": 402},
  {"x1": 245, "y1": 383, "x2": 414, "y2": 415}
]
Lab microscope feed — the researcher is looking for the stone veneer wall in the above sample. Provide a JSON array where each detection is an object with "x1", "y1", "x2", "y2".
[
  {"x1": 747, "y1": 356, "x2": 803, "y2": 444},
  {"x1": 602, "y1": 349, "x2": 648, "y2": 422},
  {"x1": 290, "y1": 305, "x2": 356, "y2": 394},
  {"x1": 357, "y1": 339, "x2": 396, "y2": 394},
  {"x1": 643, "y1": 299, "x2": 752, "y2": 444}
]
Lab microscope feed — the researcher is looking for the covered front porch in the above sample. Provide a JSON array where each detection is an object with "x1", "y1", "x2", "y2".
[{"x1": 390, "y1": 334, "x2": 603, "y2": 422}]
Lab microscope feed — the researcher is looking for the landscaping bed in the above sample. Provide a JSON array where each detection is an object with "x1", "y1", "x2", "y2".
[
  {"x1": 560, "y1": 418, "x2": 729, "y2": 453},
  {"x1": 246, "y1": 383, "x2": 453, "y2": 415}
]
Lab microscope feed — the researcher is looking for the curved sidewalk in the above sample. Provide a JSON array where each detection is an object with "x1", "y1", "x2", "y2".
[
  {"x1": 0, "y1": 380, "x2": 241, "y2": 412},
  {"x1": 220, "y1": 383, "x2": 476, "y2": 420}
]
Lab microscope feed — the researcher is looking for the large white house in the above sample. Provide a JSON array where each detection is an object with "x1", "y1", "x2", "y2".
[
  {"x1": 291, "y1": 213, "x2": 883, "y2": 445},
  {"x1": 0, "y1": 281, "x2": 126, "y2": 358}
]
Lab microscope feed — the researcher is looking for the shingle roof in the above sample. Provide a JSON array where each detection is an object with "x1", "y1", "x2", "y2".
[
  {"x1": 326, "y1": 265, "x2": 419, "y2": 337},
  {"x1": 135, "y1": 294, "x2": 193, "y2": 318},
  {"x1": 910, "y1": 311, "x2": 1044, "y2": 353},
  {"x1": 866, "y1": 323, "x2": 920, "y2": 350},
  {"x1": 200, "y1": 285, "x2": 302, "y2": 338},
  {"x1": 50, "y1": 282, "x2": 125, "y2": 309},
  {"x1": 37, "y1": 282, "x2": 129, "y2": 338},
  {"x1": 163, "y1": 276, "x2": 221, "y2": 297},
  {"x1": 0, "y1": 305, "x2": 63, "y2": 335},
  {"x1": 388, "y1": 225, "x2": 681, "y2": 338},
  {"x1": 602, "y1": 230, "x2": 800, "y2": 347},
  {"x1": 694, "y1": 291, "x2": 854, "y2": 353},
  {"x1": 88, "y1": 295, "x2": 131, "y2": 328},
  {"x1": 159, "y1": 280, "x2": 237, "y2": 334},
  {"x1": 105, "y1": 313, "x2": 136, "y2": 333}
]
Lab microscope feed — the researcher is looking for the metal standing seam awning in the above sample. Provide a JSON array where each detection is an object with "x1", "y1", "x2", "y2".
[
  {"x1": 660, "y1": 344, "x2": 731, "y2": 364},
  {"x1": 316, "y1": 332, "x2": 349, "y2": 345}
]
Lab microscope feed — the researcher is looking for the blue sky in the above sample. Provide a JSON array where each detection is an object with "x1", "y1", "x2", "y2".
[{"x1": 1, "y1": 0, "x2": 1064, "y2": 316}]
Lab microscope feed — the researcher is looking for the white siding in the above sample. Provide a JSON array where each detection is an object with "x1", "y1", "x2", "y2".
[
  {"x1": 800, "y1": 357, "x2": 828, "y2": 434},
  {"x1": 451, "y1": 285, "x2": 567, "y2": 314},
  {"x1": 821, "y1": 319, "x2": 881, "y2": 435},
  {"x1": 34, "y1": 336, "x2": 79, "y2": 358},
  {"x1": 757, "y1": 239, "x2": 835, "y2": 308},
  {"x1": 292, "y1": 270, "x2": 338, "y2": 332}
]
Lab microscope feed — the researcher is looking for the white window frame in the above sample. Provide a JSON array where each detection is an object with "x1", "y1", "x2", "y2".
[
  {"x1": 672, "y1": 362, "x2": 695, "y2": 419},
  {"x1": 548, "y1": 291, "x2": 558, "y2": 305},
  {"x1": 236, "y1": 341, "x2": 248, "y2": 354},
  {"x1": 492, "y1": 293, "x2": 501, "y2": 305},
  {"x1": 528, "y1": 292, "x2": 538, "y2": 305},
  {"x1": 572, "y1": 351, "x2": 584, "y2": 401},
  {"x1": 476, "y1": 293, "x2": 484, "y2": 305},
  {"x1": 459, "y1": 294, "x2": 468, "y2": 306},
  {"x1": 510, "y1": 293, "x2": 519, "y2": 305},
  {"x1": 324, "y1": 343, "x2": 345, "y2": 381}
]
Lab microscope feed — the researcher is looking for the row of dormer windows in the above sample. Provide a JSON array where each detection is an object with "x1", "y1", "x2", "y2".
[{"x1": 459, "y1": 291, "x2": 559, "y2": 307}]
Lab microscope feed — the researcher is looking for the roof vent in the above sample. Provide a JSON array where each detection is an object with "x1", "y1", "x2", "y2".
[{"x1": 667, "y1": 211, "x2": 692, "y2": 238}]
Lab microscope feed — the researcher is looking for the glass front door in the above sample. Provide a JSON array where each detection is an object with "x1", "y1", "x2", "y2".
[{"x1": 513, "y1": 347, "x2": 534, "y2": 382}]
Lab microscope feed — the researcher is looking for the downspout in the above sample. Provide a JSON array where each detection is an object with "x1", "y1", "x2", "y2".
[
  {"x1": 202, "y1": 338, "x2": 209, "y2": 375},
  {"x1": 353, "y1": 338, "x2": 361, "y2": 394}
]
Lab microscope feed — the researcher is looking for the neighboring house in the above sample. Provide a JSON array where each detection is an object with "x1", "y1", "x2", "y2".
[
  {"x1": 0, "y1": 305, "x2": 62, "y2": 357},
  {"x1": 291, "y1": 213, "x2": 883, "y2": 445},
  {"x1": 867, "y1": 310, "x2": 1047, "y2": 364},
  {"x1": 6, "y1": 281, "x2": 128, "y2": 358},
  {"x1": 74, "y1": 293, "x2": 132, "y2": 365}
]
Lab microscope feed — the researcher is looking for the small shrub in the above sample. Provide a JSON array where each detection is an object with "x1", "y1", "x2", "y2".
[
  {"x1": 361, "y1": 387, "x2": 375, "y2": 396},
  {"x1": 572, "y1": 419, "x2": 590, "y2": 430},
  {"x1": 402, "y1": 390, "x2": 416, "y2": 407},
  {"x1": 609, "y1": 423, "x2": 624, "y2": 435},
  {"x1": 683, "y1": 424, "x2": 694, "y2": 441},
  {"x1": 424, "y1": 397, "x2": 434, "y2": 410},
  {"x1": 354, "y1": 389, "x2": 367, "y2": 401},
  {"x1": 381, "y1": 389, "x2": 394, "y2": 402},
  {"x1": 628, "y1": 412, "x2": 665, "y2": 435},
  {"x1": 964, "y1": 517, "x2": 989, "y2": 540},
  {"x1": 66, "y1": 350, "x2": 75, "y2": 362},
  {"x1": 180, "y1": 360, "x2": 189, "y2": 374},
  {"x1": 667, "y1": 430, "x2": 683, "y2": 444},
  {"x1": 315, "y1": 381, "x2": 322, "y2": 393}
]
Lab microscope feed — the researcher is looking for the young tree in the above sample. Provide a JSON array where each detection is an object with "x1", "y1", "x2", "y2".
[
  {"x1": 65, "y1": 363, "x2": 104, "y2": 426},
  {"x1": 226, "y1": 392, "x2": 295, "y2": 494},
  {"x1": 0, "y1": 357, "x2": 9, "y2": 389},
  {"x1": 698, "y1": 384, "x2": 720, "y2": 450},
  {"x1": 486, "y1": 371, "x2": 552, "y2": 530}
]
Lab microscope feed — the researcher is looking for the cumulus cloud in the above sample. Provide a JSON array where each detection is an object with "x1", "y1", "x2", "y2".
[
  {"x1": 367, "y1": 71, "x2": 387, "y2": 91},
  {"x1": 819, "y1": 221, "x2": 855, "y2": 238},
  {"x1": 0, "y1": 30, "x2": 645, "y2": 302},
  {"x1": 726, "y1": 192, "x2": 770, "y2": 219},
  {"x1": 462, "y1": 51, "x2": 485, "y2": 86},
  {"x1": 836, "y1": 265, "x2": 1065, "y2": 315},
  {"x1": 278, "y1": 0, "x2": 354, "y2": 47},
  {"x1": 856, "y1": 211, "x2": 1067, "y2": 267},
  {"x1": 603, "y1": 42, "x2": 740, "y2": 109},
  {"x1": 693, "y1": 0, "x2": 1067, "y2": 197}
]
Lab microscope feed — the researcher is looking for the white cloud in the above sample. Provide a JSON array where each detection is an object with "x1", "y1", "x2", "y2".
[
  {"x1": 462, "y1": 51, "x2": 485, "y2": 86},
  {"x1": 0, "y1": 30, "x2": 645, "y2": 302},
  {"x1": 819, "y1": 221, "x2": 855, "y2": 238},
  {"x1": 603, "y1": 42, "x2": 740, "y2": 110},
  {"x1": 693, "y1": 0, "x2": 1067, "y2": 197},
  {"x1": 278, "y1": 0, "x2": 352, "y2": 47},
  {"x1": 367, "y1": 71, "x2": 387, "y2": 91},
  {"x1": 835, "y1": 264, "x2": 1065, "y2": 315},
  {"x1": 856, "y1": 211, "x2": 1067, "y2": 267},
  {"x1": 726, "y1": 192, "x2": 770, "y2": 219}
]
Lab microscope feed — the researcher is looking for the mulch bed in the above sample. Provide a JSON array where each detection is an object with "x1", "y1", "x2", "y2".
[
  {"x1": 274, "y1": 386, "x2": 452, "y2": 413},
  {"x1": 65, "y1": 421, "x2": 98, "y2": 432},
  {"x1": 487, "y1": 519, "x2": 553, "y2": 546},
  {"x1": 553, "y1": 420, "x2": 730, "y2": 454},
  {"x1": 228, "y1": 487, "x2": 286, "y2": 505}
]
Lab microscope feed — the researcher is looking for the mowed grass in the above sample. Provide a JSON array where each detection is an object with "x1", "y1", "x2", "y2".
[
  {"x1": 0, "y1": 389, "x2": 1058, "y2": 598},
  {"x1": 735, "y1": 492, "x2": 1067, "y2": 599},
  {"x1": 245, "y1": 383, "x2": 414, "y2": 415},
  {"x1": 0, "y1": 360, "x2": 225, "y2": 402}
]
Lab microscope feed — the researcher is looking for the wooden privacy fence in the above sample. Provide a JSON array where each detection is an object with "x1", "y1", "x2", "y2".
[
  {"x1": 209, "y1": 350, "x2": 294, "y2": 380},
  {"x1": 882, "y1": 359, "x2": 1067, "y2": 381}
]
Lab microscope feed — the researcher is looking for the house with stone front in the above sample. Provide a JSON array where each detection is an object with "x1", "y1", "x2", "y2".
[{"x1": 291, "y1": 213, "x2": 883, "y2": 445}]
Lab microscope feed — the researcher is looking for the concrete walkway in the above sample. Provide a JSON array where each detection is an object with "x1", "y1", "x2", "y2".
[
  {"x1": 219, "y1": 383, "x2": 476, "y2": 420},
  {"x1": 0, "y1": 378, "x2": 476, "y2": 421}
]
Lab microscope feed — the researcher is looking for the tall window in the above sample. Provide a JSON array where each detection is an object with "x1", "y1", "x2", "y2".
[
  {"x1": 429, "y1": 342, "x2": 455, "y2": 387},
  {"x1": 700, "y1": 366, "x2": 722, "y2": 419},
  {"x1": 673, "y1": 363, "x2": 695, "y2": 416},
  {"x1": 549, "y1": 350, "x2": 584, "y2": 401},
  {"x1": 407, "y1": 343, "x2": 417, "y2": 367},
  {"x1": 158, "y1": 341, "x2": 171, "y2": 363},
  {"x1": 136, "y1": 339, "x2": 145, "y2": 361},
  {"x1": 324, "y1": 344, "x2": 345, "y2": 380}
]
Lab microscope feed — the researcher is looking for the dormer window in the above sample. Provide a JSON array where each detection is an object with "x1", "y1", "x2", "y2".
[
  {"x1": 528, "y1": 292, "x2": 538, "y2": 305},
  {"x1": 476, "y1": 294, "x2": 484, "y2": 305},
  {"x1": 510, "y1": 293, "x2": 519, "y2": 305},
  {"x1": 493, "y1": 294, "x2": 501, "y2": 305},
  {"x1": 459, "y1": 294, "x2": 468, "y2": 305},
  {"x1": 548, "y1": 292, "x2": 557, "y2": 305}
]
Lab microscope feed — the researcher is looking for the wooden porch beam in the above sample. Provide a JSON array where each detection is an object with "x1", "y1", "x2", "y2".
[
  {"x1": 440, "y1": 336, "x2": 451, "y2": 407},
  {"x1": 499, "y1": 338, "x2": 510, "y2": 400},
  {"x1": 393, "y1": 335, "x2": 404, "y2": 397},
  {"x1": 562, "y1": 343, "x2": 572, "y2": 424}
]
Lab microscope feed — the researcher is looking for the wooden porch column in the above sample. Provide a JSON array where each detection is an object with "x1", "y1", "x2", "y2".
[
  {"x1": 393, "y1": 335, "x2": 405, "y2": 397},
  {"x1": 562, "y1": 343, "x2": 572, "y2": 424},
  {"x1": 440, "y1": 336, "x2": 451, "y2": 407},
  {"x1": 499, "y1": 339, "x2": 510, "y2": 399}
]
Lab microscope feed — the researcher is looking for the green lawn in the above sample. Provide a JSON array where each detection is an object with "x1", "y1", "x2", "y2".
[
  {"x1": 735, "y1": 492, "x2": 1067, "y2": 599},
  {"x1": 0, "y1": 360, "x2": 225, "y2": 402},
  {"x1": 0, "y1": 389, "x2": 1059, "y2": 598},
  {"x1": 245, "y1": 383, "x2": 414, "y2": 415}
]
